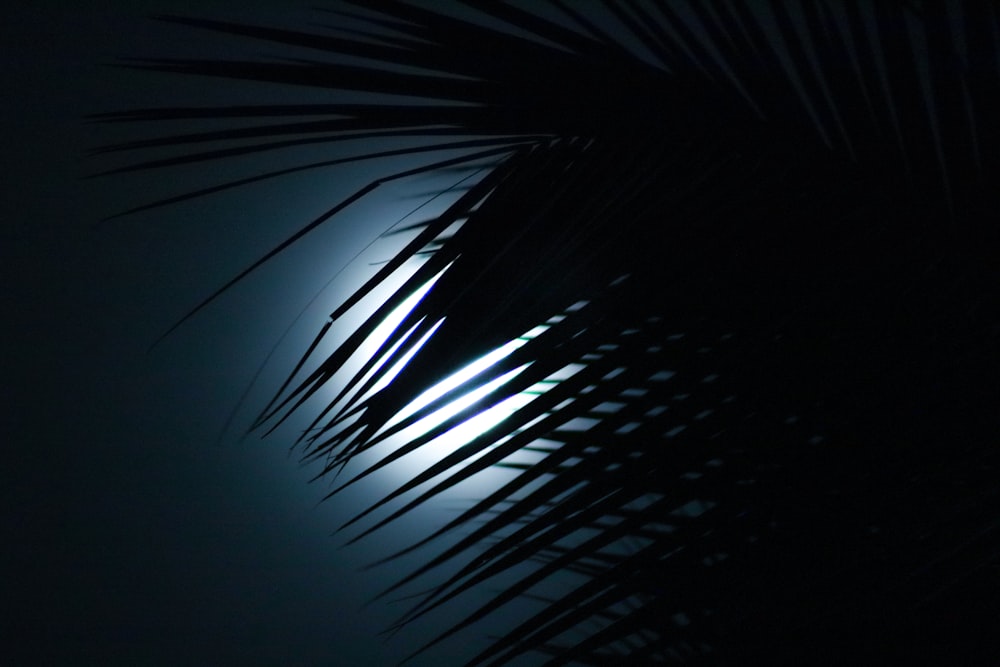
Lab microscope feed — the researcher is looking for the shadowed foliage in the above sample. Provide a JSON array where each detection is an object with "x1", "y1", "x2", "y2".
[{"x1": 94, "y1": 1, "x2": 1000, "y2": 664}]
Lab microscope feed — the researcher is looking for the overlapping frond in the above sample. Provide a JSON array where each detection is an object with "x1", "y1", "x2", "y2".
[{"x1": 97, "y1": 1, "x2": 1000, "y2": 663}]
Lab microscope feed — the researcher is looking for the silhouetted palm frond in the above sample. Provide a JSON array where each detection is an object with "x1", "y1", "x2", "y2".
[{"x1": 95, "y1": 1, "x2": 1000, "y2": 663}]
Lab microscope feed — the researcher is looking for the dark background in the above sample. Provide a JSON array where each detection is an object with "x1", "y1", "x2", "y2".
[
  {"x1": 3, "y1": 4, "x2": 519, "y2": 665},
  {"x1": 7, "y1": 3, "x2": 1000, "y2": 666}
]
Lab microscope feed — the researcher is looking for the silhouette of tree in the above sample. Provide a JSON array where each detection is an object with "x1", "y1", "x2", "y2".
[{"x1": 94, "y1": 2, "x2": 1000, "y2": 663}]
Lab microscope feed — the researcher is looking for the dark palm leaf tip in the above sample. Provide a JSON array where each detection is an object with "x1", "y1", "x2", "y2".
[{"x1": 99, "y1": 2, "x2": 1000, "y2": 664}]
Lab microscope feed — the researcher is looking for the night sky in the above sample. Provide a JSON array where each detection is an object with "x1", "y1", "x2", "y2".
[
  {"x1": 4, "y1": 4, "x2": 532, "y2": 665},
  {"x1": 8, "y1": 2, "x2": 1000, "y2": 665}
]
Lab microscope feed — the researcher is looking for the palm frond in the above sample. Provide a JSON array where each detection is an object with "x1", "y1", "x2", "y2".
[{"x1": 96, "y1": 1, "x2": 1000, "y2": 663}]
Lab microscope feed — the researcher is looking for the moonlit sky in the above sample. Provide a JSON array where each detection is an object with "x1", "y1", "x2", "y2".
[
  {"x1": 3, "y1": 3, "x2": 563, "y2": 665},
  {"x1": 8, "y1": 4, "x2": 997, "y2": 664}
]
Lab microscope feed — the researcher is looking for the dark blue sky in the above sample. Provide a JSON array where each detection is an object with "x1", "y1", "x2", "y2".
[{"x1": 3, "y1": 4, "x2": 545, "y2": 665}]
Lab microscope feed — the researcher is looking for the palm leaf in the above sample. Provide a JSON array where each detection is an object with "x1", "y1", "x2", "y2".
[{"x1": 95, "y1": 1, "x2": 1000, "y2": 663}]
